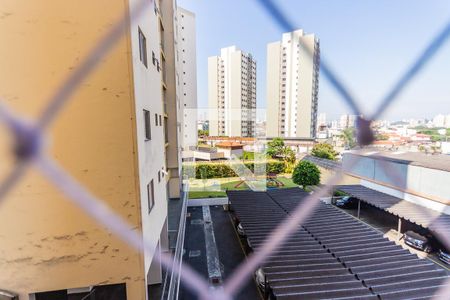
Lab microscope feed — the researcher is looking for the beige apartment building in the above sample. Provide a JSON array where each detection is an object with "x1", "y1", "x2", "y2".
[
  {"x1": 0, "y1": 0, "x2": 184, "y2": 299},
  {"x1": 266, "y1": 29, "x2": 320, "y2": 138},
  {"x1": 208, "y1": 46, "x2": 256, "y2": 137}
]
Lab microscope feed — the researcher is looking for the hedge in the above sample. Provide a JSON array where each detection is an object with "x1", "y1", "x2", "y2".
[{"x1": 183, "y1": 161, "x2": 286, "y2": 179}]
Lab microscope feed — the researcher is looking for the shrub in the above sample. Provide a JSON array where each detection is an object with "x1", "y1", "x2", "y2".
[
  {"x1": 186, "y1": 160, "x2": 287, "y2": 179},
  {"x1": 311, "y1": 143, "x2": 338, "y2": 161},
  {"x1": 292, "y1": 160, "x2": 320, "y2": 189},
  {"x1": 242, "y1": 151, "x2": 255, "y2": 160}
]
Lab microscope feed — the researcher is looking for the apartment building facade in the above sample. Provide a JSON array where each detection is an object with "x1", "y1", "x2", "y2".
[
  {"x1": 266, "y1": 29, "x2": 320, "y2": 138},
  {"x1": 176, "y1": 7, "x2": 198, "y2": 150},
  {"x1": 0, "y1": 0, "x2": 182, "y2": 299},
  {"x1": 208, "y1": 46, "x2": 256, "y2": 137}
]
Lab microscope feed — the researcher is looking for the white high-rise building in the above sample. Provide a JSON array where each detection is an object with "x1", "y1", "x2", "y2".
[
  {"x1": 208, "y1": 46, "x2": 256, "y2": 137},
  {"x1": 266, "y1": 29, "x2": 320, "y2": 138},
  {"x1": 433, "y1": 114, "x2": 450, "y2": 128},
  {"x1": 176, "y1": 7, "x2": 198, "y2": 149},
  {"x1": 318, "y1": 113, "x2": 327, "y2": 126},
  {"x1": 339, "y1": 114, "x2": 356, "y2": 129},
  {"x1": 445, "y1": 115, "x2": 450, "y2": 128},
  {"x1": 433, "y1": 114, "x2": 445, "y2": 128}
]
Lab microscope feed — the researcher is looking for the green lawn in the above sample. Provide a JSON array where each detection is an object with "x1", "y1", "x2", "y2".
[{"x1": 188, "y1": 176, "x2": 299, "y2": 199}]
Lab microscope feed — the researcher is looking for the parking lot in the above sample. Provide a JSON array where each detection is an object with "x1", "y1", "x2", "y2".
[
  {"x1": 180, "y1": 205, "x2": 261, "y2": 300},
  {"x1": 335, "y1": 202, "x2": 450, "y2": 273}
]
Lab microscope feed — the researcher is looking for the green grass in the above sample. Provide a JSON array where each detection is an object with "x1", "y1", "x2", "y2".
[{"x1": 188, "y1": 176, "x2": 299, "y2": 199}]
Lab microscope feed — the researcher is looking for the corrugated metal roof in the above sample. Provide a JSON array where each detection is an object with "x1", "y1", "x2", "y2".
[
  {"x1": 302, "y1": 155, "x2": 341, "y2": 170},
  {"x1": 227, "y1": 190, "x2": 377, "y2": 300},
  {"x1": 266, "y1": 188, "x2": 449, "y2": 299},
  {"x1": 335, "y1": 184, "x2": 450, "y2": 238},
  {"x1": 228, "y1": 188, "x2": 449, "y2": 299}
]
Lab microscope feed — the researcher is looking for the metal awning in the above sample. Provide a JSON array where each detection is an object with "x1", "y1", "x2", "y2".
[
  {"x1": 335, "y1": 184, "x2": 450, "y2": 238},
  {"x1": 228, "y1": 188, "x2": 449, "y2": 299},
  {"x1": 227, "y1": 190, "x2": 377, "y2": 300}
]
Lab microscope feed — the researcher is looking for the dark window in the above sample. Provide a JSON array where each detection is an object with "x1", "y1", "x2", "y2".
[
  {"x1": 148, "y1": 180, "x2": 155, "y2": 213},
  {"x1": 159, "y1": 115, "x2": 162, "y2": 126},
  {"x1": 152, "y1": 51, "x2": 157, "y2": 65},
  {"x1": 138, "y1": 28, "x2": 147, "y2": 67},
  {"x1": 144, "y1": 110, "x2": 151, "y2": 140},
  {"x1": 94, "y1": 284, "x2": 127, "y2": 300},
  {"x1": 155, "y1": 113, "x2": 158, "y2": 126},
  {"x1": 36, "y1": 290, "x2": 68, "y2": 300},
  {"x1": 158, "y1": 171, "x2": 161, "y2": 182}
]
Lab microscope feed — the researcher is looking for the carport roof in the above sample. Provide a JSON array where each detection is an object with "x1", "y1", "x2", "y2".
[
  {"x1": 335, "y1": 184, "x2": 450, "y2": 238},
  {"x1": 228, "y1": 188, "x2": 449, "y2": 299}
]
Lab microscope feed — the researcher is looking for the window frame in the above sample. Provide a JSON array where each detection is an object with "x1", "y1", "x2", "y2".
[
  {"x1": 147, "y1": 180, "x2": 155, "y2": 213},
  {"x1": 144, "y1": 109, "x2": 151, "y2": 140},
  {"x1": 138, "y1": 27, "x2": 148, "y2": 68}
]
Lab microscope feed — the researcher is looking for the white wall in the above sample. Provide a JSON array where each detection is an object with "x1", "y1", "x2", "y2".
[
  {"x1": 343, "y1": 153, "x2": 450, "y2": 213},
  {"x1": 177, "y1": 7, "x2": 198, "y2": 149},
  {"x1": 208, "y1": 56, "x2": 219, "y2": 136},
  {"x1": 266, "y1": 41, "x2": 281, "y2": 137},
  {"x1": 129, "y1": 0, "x2": 168, "y2": 285}
]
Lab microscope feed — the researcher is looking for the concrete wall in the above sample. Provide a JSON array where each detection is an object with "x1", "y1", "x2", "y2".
[
  {"x1": 317, "y1": 167, "x2": 360, "y2": 186},
  {"x1": 343, "y1": 153, "x2": 450, "y2": 206}
]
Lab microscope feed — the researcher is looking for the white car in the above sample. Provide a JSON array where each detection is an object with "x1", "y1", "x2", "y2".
[{"x1": 237, "y1": 222, "x2": 246, "y2": 236}]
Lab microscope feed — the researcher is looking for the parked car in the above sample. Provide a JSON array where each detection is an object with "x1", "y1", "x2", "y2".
[
  {"x1": 255, "y1": 268, "x2": 266, "y2": 291},
  {"x1": 246, "y1": 237, "x2": 253, "y2": 249},
  {"x1": 335, "y1": 196, "x2": 359, "y2": 209},
  {"x1": 237, "y1": 223, "x2": 245, "y2": 236},
  {"x1": 438, "y1": 248, "x2": 450, "y2": 265},
  {"x1": 403, "y1": 231, "x2": 432, "y2": 253}
]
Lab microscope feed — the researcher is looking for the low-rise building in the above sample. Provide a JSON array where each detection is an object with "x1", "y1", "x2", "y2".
[{"x1": 343, "y1": 150, "x2": 450, "y2": 213}]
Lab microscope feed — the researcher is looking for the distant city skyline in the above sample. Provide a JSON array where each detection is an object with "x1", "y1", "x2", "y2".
[{"x1": 179, "y1": 0, "x2": 450, "y2": 120}]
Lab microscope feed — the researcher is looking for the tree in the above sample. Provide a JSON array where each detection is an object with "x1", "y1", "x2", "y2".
[
  {"x1": 266, "y1": 137, "x2": 285, "y2": 158},
  {"x1": 341, "y1": 128, "x2": 356, "y2": 149},
  {"x1": 292, "y1": 160, "x2": 320, "y2": 190},
  {"x1": 311, "y1": 143, "x2": 338, "y2": 160},
  {"x1": 282, "y1": 147, "x2": 296, "y2": 173},
  {"x1": 198, "y1": 129, "x2": 209, "y2": 137}
]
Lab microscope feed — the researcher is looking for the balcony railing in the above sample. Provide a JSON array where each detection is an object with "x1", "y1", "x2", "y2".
[{"x1": 164, "y1": 182, "x2": 189, "y2": 300}]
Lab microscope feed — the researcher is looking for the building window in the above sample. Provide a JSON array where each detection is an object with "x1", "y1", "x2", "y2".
[
  {"x1": 144, "y1": 110, "x2": 151, "y2": 140},
  {"x1": 152, "y1": 51, "x2": 157, "y2": 66},
  {"x1": 158, "y1": 171, "x2": 161, "y2": 182},
  {"x1": 155, "y1": 113, "x2": 158, "y2": 126},
  {"x1": 138, "y1": 28, "x2": 147, "y2": 67},
  {"x1": 147, "y1": 180, "x2": 155, "y2": 213},
  {"x1": 159, "y1": 115, "x2": 162, "y2": 126}
]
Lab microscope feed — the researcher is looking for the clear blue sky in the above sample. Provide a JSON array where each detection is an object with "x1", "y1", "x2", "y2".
[{"x1": 178, "y1": 0, "x2": 450, "y2": 121}]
